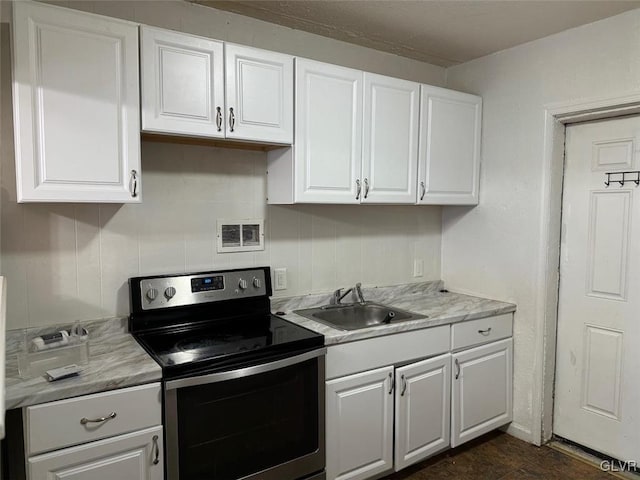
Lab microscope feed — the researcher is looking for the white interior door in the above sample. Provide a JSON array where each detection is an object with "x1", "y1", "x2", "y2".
[{"x1": 554, "y1": 116, "x2": 640, "y2": 463}]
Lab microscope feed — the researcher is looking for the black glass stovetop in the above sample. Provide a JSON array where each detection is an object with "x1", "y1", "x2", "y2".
[{"x1": 133, "y1": 314, "x2": 324, "y2": 379}]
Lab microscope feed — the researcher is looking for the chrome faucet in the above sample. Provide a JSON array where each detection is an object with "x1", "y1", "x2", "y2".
[
  {"x1": 330, "y1": 287, "x2": 353, "y2": 305},
  {"x1": 330, "y1": 283, "x2": 366, "y2": 305}
]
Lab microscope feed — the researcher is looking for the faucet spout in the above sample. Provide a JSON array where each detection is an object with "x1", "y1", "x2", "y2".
[{"x1": 330, "y1": 287, "x2": 354, "y2": 305}]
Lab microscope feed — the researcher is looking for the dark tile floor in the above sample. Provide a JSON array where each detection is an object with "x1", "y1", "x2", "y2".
[{"x1": 383, "y1": 431, "x2": 614, "y2": 480}]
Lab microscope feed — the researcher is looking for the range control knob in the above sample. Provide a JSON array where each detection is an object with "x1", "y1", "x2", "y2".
[
  {"x1": 146, "y1": 287, "x2": 158, "y2": 302},
  {"x1": 164, "y1": 286, "x2": 177, "y2": 300},
  {"x1": 253, "y1": 278, "x2": 262, "y2": 289},
  {"x1": 238, "y1": 279, "x2": 248, "y2": 290}
]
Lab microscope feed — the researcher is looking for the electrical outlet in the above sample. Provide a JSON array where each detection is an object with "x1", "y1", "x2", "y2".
[
  {"x1": 274, "y1": 268, "x2": 287, "y2": 290},
  {"x1": 413, "y1": 259, "x2": 424, "y2": 277}
]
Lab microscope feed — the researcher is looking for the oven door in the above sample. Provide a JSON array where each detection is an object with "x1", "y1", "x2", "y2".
[{"x1": 164, "y1": 348, "x2": 326, "y2": 480}]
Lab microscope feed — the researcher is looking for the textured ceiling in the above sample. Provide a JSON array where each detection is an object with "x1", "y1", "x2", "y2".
[{"x1": 195, "y1": 1, "x2": 640, "y2": 66}]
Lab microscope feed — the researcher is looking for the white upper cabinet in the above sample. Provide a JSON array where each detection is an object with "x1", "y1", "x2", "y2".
[
  {"x1": 12, "y1": 2, "x2": 141, "y2": 203},
  {"x1": 294, "y1": 58, "x2": 363, "y2": 204},
  {"x1": 141, "y1": 26, "x2": 224, "y2": 138},
  {"x1": 418, "y1": 86, "x2": 482, "y2": 205},
  {"x1": 225, "y1": 44, "x2": 293, "y2": 143},
  {"x1": 141, "y1": 28, "x2": 293, "y2": 144},
  {"x1": 362, "y1": 73, "x2": 419, "y2": 204}
]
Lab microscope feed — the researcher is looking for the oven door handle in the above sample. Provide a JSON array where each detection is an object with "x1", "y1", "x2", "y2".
[{"x1": 165, "y1": 347, "x2": 327, "y2": 390}]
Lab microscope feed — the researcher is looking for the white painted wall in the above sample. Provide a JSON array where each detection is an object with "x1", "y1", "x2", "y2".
[
  {"x1": 0, "y1": 1, "x2": 445, "y2": 330},
  {"x1": 443, "y1": 9, "x2": 640, "y2": 443}
]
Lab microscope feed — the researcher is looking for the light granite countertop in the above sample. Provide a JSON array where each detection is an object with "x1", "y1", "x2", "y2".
[
  {"x1": 4, "y1": 317, "x2": 161, "y2": 410},
  {"x1": 271, "y1": 281, "x2": 517, "y2": 345},
  {"x1": 3, "y1": 281, "x2": 515, "y2": 410}
]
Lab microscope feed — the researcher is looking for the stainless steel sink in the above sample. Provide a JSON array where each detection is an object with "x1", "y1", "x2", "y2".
[{"x1": 294, "y1": 302, "x2": 426, "y2": 331}]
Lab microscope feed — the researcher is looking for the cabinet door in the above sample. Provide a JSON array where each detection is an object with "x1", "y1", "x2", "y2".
[
  {"x1": 394, "y1": 353, "x2": 451, "y2": 471},
  {"x1": 225, "y1": 44, "x2": 293, "y2": 144},
  {"x1": 362, "y1": 73, "x2": 419, "y2": 204},
  {"x1": 12, "y1": 2, "x2": 141, "y2": 203},
  {"x1": 326, "y1": 366, "x2": 394, "y2": 480},
  {"x1": 29, "y1": 426, "x2": 163, "y2": 480},
  {"x1": 141, "y1": 26, "x2": 224, "y2": 138},
  {"x1": 451, "y1": 338, "x2": 513, "y2": 447},
  {"x1": 417, "y1": 86, "x2": 481, "y2": 205},
  {"x1": 295, "y1": 59, "x2": 363, "y2": 204}
]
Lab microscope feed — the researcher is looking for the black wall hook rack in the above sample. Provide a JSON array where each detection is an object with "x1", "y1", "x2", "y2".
[{"x1": 604, "y1": 171, "x2": 640, "y2": 187}]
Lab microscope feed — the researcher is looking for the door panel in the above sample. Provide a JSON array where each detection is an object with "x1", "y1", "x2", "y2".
[
  {"x1": 554, "y1": 117, "x2": 640, "y2": 463},
  {"x1": 394, "y1": 354, "x2": 450, "y2": 471},
  {"x1": 417, "y1": 86, "x2": 481, "y2": 205},
  {"x1": 362, "y1": 73, "x2": 419, "y2": 204},
  {"x1": 295, "y1": 59, "x2": 362, "y2": 204},
  {"x1": 326, "y1": 366, "x2": 393, "y2": 480},
  {"x1": 451, "y1": 339, "x2": 512, "y2": 447},
  {"x1": 29, "y1": 426, "x2": 163, "y2": 480},
  {"x1": 141, "y1": 26, "x2": 224, "y2": 138},
  {"x1": 225, "y1": 44, "x2": 293, "y2": 143},
  {"x1": 12, "y1": 1, "x2": 141, "y2": 202}
]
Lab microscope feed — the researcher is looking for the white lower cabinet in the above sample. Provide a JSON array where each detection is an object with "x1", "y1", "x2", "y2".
[
  {"x1": 326, "y1": 355, "x2": 452, "y2": 480},
  {"x1": 20, "y1": 383, "x2": 164, "y2": 480},
  {"x1": 394, "y1": 354, "x2": 451, "y2": 471},
  {"x1": 451, "y1": 338, "x2": 513, "y2": 447},
  {"x1": 325, "y1": 316, "x2": 514, "y2": 480},
  {"x1": 326, "y1": 366, "x2": 394, "y2": 480},
  {"x1": 29, "y1": 426, "x2": 163, "y2": 480}
]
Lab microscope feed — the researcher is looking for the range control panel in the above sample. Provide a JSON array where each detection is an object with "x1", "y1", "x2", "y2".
[{"x1": 139, "y1": 269, "x2": 267, "y2": 311}]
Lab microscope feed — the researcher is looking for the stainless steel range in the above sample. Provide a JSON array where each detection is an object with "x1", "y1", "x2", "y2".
[{"x1": 129, "y1": 267, "x2": 326, "y2": 480}]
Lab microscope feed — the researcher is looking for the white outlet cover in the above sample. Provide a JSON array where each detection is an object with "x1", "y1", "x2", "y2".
[
  {"x1": 274, "y1": 268, "x2": 287, "y2": 290},
  {"x1": 413, "y1": 259, "x2": 424, "y2": 277}
]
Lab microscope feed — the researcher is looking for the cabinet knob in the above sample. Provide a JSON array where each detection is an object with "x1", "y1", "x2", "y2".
[
  {"x1": 364, "y1": 178, "x2": 370, "y2": 199},
  {"x1": 455, "y1": 358, "x2": 461, "y2": 380},
  {"x1": 216, "y1": 106, "x2": 222, "y2": 132},
  {"x1": 355, "y1": 179, "x2": 361, "y2": 200},
  {"x1": 229, "y1": 107, "x2": 235, "y2": 132},
  {"x1": 420, "y1": 181, "x2": 426, "y2": 201},
  {"x1": 130, "y1": 170, "x2": 138, "y2": 198}
]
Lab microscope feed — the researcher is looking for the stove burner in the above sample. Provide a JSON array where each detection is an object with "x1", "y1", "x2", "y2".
[{"x1": 176, "y1": 334, "x2": 250, "y2": 352}]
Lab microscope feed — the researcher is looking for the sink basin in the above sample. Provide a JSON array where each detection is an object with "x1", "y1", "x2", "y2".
[{"x1": 294, "y1": 302, "x2": 426, "y2": 331}]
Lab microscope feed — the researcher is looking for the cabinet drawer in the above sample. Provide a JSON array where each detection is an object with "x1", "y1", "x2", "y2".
[
  {"x1": 451, "y1": 314, "x2": 512, "y2": 351},
  {"x1": 326, "y1": 325, "x2": 450, "y2": 379},
  {"x1": 26, "y1": 383, "x2": 161, "y2": 455}
]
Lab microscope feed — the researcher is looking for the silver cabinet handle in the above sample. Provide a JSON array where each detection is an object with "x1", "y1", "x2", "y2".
[
  {"x1": 455, "y1": 359, "x2": 460, "y2": 380},
  {"x1": 388, "y1": 372, "x2": 394, "y2": 394},
  {"x1": 152, "y1": 435, "x2": 160, "y2": 465},
  {"x1": 400, "y1": 374, "x2": 407, "y2": 396},
  {"x1": 229, "y1": 107, "x2": 235, "y2": 132},
  {"x1": 216, "y1": 106, "x2": 222, "y2": 132},
  {"x1": 364, "y1": 178, "x2": 370, "y2": 199},
  {"x1": 80, "y1": 412, "x2": 116, "y2": 425},
  {"x1": 478, "y1": 327, "x2": 492, "y2": 336},
  {"x1": 420, "y1": 181, "x2": 426, "y2": 201},
  {"x1": 356, "y1": 179, "x2": 361, "y2": 200},
  {"x1": 130, "y1": 170, "x2": 138, "y2": 198}
]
